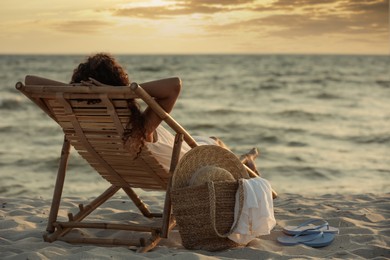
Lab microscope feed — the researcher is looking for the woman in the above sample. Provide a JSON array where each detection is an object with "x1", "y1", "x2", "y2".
[{"x1": 71, "y1": 53, "x2": 259, "y2": 172}]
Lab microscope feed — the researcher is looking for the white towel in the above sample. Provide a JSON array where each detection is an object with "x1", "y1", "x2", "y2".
[{"x1": 228, "y1": 177, "x2": 276, "y2": 244}]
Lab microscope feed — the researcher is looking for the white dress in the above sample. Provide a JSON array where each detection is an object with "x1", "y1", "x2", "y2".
[{"x1": 146, "y1": 125, "x2": 217, "y2": 171}]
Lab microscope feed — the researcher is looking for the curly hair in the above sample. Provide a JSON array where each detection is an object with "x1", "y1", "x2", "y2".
[{"x1": 71, "y1": 53, "x2": 146, "y2": 157}]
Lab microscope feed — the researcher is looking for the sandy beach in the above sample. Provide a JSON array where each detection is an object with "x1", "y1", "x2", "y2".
[{"x1": 1, "y1": 192, "x2": 388, "y2": 259}]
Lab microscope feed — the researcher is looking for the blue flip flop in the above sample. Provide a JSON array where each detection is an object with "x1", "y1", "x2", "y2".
[
  {"x1": 283, "y1": 219, "x2": 339, "y2": 235},
  {"x1": 277, "y1": 230, "x2": 336, "y2": 248}
]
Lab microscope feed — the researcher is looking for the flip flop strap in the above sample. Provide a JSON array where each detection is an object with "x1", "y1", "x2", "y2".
[
  {"x1": 295, "y1": 219, "x2": 329, "y2": 230},
  {"x1": 293, "y1": 230, "x2": 324, "y2": 242},
  {"x1": 304, "y1": 222, "x2": 329, "y2": 232}
]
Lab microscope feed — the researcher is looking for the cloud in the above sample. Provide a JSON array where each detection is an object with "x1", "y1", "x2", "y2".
[
  {"x1": 271, "y1": 0, "x2": 340, "y2": 7},
  {"x1": 52, "y1": 20, "x2": 113, "y2": 34},
  {"x1": 182, "y1": 0, "x2": 253, "y2": 4},
  {"x1": 340, "y1": 0, "x2": 388, "y2": 12},
  {"x1": 337, "y1": 0, "x2": 389, "y2": 26},
  {"x1": 271, "y1": 1, "x2": 387, "y2": 37},
  {"x1": 112, "y1": 0, "x2": 253, "y2": 18},
  {"x1": 113, "y1": 5, "x2": 222, "y2": 18},
  {"x1": 208, "y1": 0, "x2": 388, "y2": 38},
  {"x1": 259, "y1": 15, "x2": 383, "y2": 38}
]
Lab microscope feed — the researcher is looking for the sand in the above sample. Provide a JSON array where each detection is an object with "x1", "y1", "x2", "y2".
[{"x1": 1, "y1": 192, "x2": 389, "y2": 259}]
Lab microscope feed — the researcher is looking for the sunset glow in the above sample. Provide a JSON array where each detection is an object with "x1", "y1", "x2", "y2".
[{"x1": 0, "y1": 0, "x2": 388, "y2": 54}]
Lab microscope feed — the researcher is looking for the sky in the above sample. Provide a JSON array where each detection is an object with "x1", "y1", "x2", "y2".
[{"x1": 0, "y1": 0, "x2": 389, "y2": 54}]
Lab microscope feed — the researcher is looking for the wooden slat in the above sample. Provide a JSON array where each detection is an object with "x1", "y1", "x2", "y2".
[
  {"x1": 56, "y1": 222, "x2": 159, "y2": 232},
  {"x1": 56, "y1": 115, "x2": 128, "y2": 122},
  {"x1": 56, "y1": 116, "x2": 118, "y2": 123},
  {"x1": 59, "y1": 122, "x2": 118, "y2": 130},
  {"x1": 48, "y1": 99, "x2": 130, "y2": 108},
  {"x1": 27, "y1": 92, "x2": 138, "y2": 99},
  {"x1": 19, "y1": 84, "x2": 137, "y2": 95},
  {"x1": 67, "y1": 137, "x2": 123, "y2": 143},
  {"x1": 64, "y1": 129, "x2": 119, "y2": 135}
]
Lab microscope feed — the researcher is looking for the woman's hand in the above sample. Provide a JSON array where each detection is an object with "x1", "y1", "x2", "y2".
[{"x1": 80, "y1": 77, "x2": 108, "y2": 86}]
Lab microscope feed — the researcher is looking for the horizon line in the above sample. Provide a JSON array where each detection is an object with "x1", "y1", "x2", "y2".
[{"x1": 0, "y1": 52, "x2": 389, "y2": 56}]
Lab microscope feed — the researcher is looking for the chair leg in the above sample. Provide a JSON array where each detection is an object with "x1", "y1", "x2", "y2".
[
  {"x1": 137, "y1": 232, "x2": 162, "y2": 253},
  {"x1": 122, "y1": 187, "x2": 156, "y2": 218},
  {"x1": 46, "y1": 136, "x2": 71, "y2": 233},
  {"x1": 161, "y1": 133, "x2": 183, "y2": 238},
  {"x1": 45, "y1": 185, "x2": 120, "y2": 242},
  {"x1": 137, "y1": 219, "x2": 176, "y2": 253}
]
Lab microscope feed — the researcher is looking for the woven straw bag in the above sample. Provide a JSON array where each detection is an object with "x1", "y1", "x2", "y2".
[
  {"x1": 170, "y1": 145, "x2": 249, "y2": 251},
  {"x1": 171, "y1": 180, "x2": 245, "y2": 251}
]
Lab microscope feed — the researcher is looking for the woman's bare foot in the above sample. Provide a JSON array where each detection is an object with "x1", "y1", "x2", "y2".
[
  {"x1": 247, "y1": 147, "x2": 259, "y2": 159},
  {"x1": 210, "y1": 136, "x2": 230, "y2": 150},
  {"x1": 240, "y1": 148, "x2": 260, "y2": 175}
]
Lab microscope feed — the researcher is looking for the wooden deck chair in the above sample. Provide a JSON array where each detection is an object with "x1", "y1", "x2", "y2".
[
  {"x1": 16, "y1": 75, "x2": 276, "y2": 252},
  {"x1": 16, "y1": 75, "x2": 200, "y2": 252}
]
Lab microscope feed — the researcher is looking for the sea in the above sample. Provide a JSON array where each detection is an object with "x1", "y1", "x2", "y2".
[{"x1": 0, "y1": 54, "x2": 389, "y2": 198}]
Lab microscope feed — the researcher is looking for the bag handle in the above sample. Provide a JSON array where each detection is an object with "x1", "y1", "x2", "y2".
[{"x1": 208, "y1": 179, "x2": 245, "y2": 238}]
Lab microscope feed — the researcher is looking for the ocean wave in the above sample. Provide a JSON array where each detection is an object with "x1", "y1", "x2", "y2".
[
  {"x1": 0, "y1": 97, "x2": 23, "y2": 110},
  {"x1": 32, "y1": 155, "x2": 90, "y2": 173},
  {"x1": 287, "y1": 141, "x2": 307, "y2": 147},
  {"x1": 275, "y1": 127, "x2": 307, "y2": 134},
  {"x1": 137, "y1": 66, "x2": 163, "y2": 72},
  {"x1": 230, "y1": 125, "x2": 308, "y2": 145},
  {"x1": 243, "y1": 129, "x2": 285, "y2": 144},
  {"x1": 348, "y1": 134, "x2": 390, "y2": 145},
  {"x1": 376, "y1": 80, "x2": 390, "y2": 88},
  {"x1": 255, "y1": 134, "x2": 280, "y2": 144},
  {"x1": 297, "y1": 78, "x2": 325, "y2": 85},
  {"x1": 0, "y1": 126, "x2": 15, "y2": 133},
  {"x1": 313, "y1": 92, "x2": 341, "y2": 100},
  {"x1": 0, "y1": 184, "x2": 27, "y2": 196},
  {"x1": 258, "y1": 83, "x2": 284, "y2": 90},
  {"x1": 208, "y1": 108, "x2": 252, "y2": 116},
  {"x1": 294, "y1": 76, "x2": 366, "y2": 85},
  {"x1": 187, "y1": 123, "x2": 222, "y2": 133},
  {"x1": 265, "y1": 165, "x2": 340, "y2": 180},
  {"x1": 275, "y1": 110, "x2": 335, "y2": 121},
  {"x1": 258, "y1": 79, "x2": 286, "y2": 90},
  {"x1": 288, "y1": 155, "x2": 306, "y2": 162},
  {"x1": 14, "y1": 158, "x2": 42, "y2": 167},
  {"x1": 312, "y1": 131, "x2": 390, "y2": 145}
]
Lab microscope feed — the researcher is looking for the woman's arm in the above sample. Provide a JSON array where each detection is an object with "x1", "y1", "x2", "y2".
[
  {"x1": 25, "y1": 75, "x2": 67, "y2": 85},
  {"x1": 140, "y1": 77, "x2": 182, "y2": 141}
]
